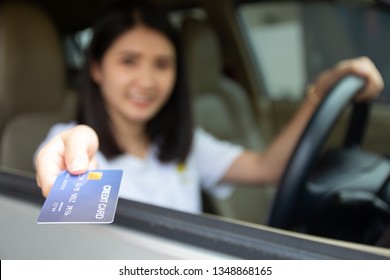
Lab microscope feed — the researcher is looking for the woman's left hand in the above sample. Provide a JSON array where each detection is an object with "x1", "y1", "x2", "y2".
[{"x1": 309, "y1": 56, "x2": 384, "y2": 103}]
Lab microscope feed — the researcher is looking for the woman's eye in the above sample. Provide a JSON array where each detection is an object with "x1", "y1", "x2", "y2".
[
  {"x1": 122, "y1": 57, "x2": 137, "y2": 66},
  {"x1": 156, "y1": 59, "x2": 173, "y2": 70}
]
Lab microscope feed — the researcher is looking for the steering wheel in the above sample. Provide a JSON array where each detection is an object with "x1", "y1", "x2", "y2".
[{"x1": 268, "y1": 75, "x2": 390, "y2": 245}]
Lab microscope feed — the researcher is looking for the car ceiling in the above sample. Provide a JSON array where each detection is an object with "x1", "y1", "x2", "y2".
[
  {"x1": 3, "y1": 0, "x2": 198, "y2": 33},
  {"x1": 4, "y1": 0, "x2": 381, "y2": 34}
]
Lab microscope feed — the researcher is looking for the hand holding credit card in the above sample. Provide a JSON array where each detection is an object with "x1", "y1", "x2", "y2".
[{"x1": 37, "y1": 170, "x2": 123, "y2": 224}]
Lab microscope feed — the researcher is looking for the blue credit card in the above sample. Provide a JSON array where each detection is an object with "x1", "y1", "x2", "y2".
[{"x1": 37, "y1": 170, "x2": 123, "y2": 224}]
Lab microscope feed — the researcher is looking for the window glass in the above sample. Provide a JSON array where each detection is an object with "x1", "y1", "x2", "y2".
[
  {"x1": 238, "y1": 1, "x2": 390, "y2": 103},
  {"x1": 239, "y1": 2, "x2": 305, "y2": 101},
  {"x1": 63, "y1": 28, "x2": 93, "y2": 71}
]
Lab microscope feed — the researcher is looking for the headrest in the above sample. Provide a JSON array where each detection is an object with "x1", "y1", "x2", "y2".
[
  {"x1": 0, "y1": 3, "x2": 65, "y2": 122},
  {"x1": 181, "y1": 17, "x2": 222, "y2": 94}
]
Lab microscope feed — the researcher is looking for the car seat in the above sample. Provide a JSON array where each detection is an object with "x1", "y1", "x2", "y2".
[
  {"x1": 0, "y1": 2, "x2": 76, "y2": 173},
  {"x1": 180, "y1": 17, "x2": 275, "y2": 223}
]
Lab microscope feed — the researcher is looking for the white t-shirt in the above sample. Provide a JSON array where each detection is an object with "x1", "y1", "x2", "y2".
[{"x1": 38, "y1": 123, "x2": 244, "y2": 213}]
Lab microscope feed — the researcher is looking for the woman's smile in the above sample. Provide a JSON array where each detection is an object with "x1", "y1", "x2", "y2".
[{"x1": 125, "y1": 91, "x2": 155, "y2": 108}]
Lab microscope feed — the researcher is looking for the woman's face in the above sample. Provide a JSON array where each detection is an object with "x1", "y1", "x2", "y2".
[{"x1": 91, "y1": 25, "x2": 176, "y2": 126}]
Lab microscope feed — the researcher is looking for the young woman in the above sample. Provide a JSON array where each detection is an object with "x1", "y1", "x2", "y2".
[{"x1": 35, "y1": 1, "x2": 384, "y2": 213}]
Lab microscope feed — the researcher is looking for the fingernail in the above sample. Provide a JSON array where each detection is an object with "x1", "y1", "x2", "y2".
[{"x1": 70, "y1": 157, "x2": 87, "y2": 173}]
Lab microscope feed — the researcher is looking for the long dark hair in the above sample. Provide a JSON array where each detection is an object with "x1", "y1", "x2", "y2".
[{"x1": 77, "y1": 1, "x2": 193, "y2": 163}]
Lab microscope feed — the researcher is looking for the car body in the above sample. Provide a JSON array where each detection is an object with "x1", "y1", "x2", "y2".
[{"x1": 0, "y1": 0, "x2": 390, "y2": 259}]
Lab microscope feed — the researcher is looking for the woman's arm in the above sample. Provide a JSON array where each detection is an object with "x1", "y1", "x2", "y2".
[{"x1": 223, "y1": 57, "x2": 384, "y2": 185}]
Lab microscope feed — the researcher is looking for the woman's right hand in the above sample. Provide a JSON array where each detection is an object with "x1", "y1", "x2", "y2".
[{"x1": 35, "y1": 125, "x2": 99, "y2": 197}]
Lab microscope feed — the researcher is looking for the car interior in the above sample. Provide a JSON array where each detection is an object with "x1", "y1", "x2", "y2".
[
  {"x1": 1, "y1": 0, "x2": 390, "y2": 259},
  {"x1": 0, "y1": 0, "x2": 276, "y2": 224},
  {"x1": 0, "y1": 2, "x2": 77, "y2": 173}
]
